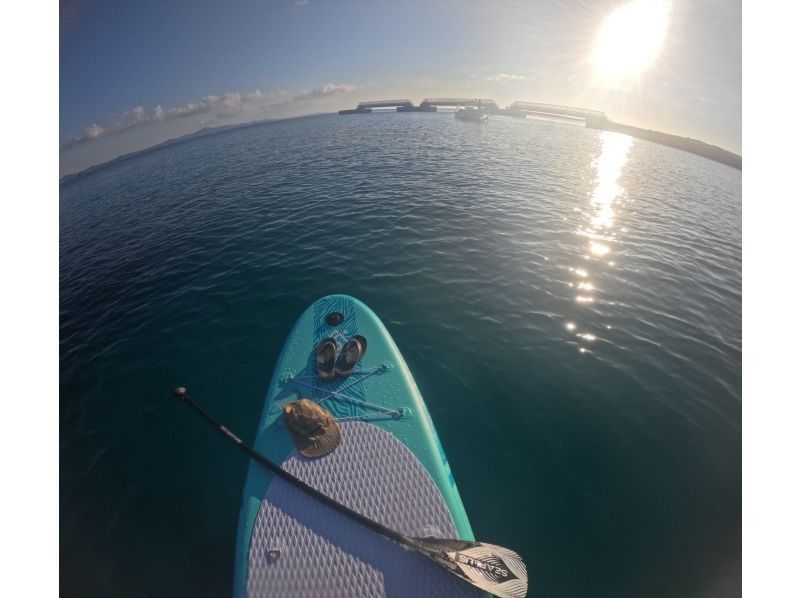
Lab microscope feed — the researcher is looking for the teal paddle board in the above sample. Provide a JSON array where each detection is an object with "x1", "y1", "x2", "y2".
[{"x1": 233, "y1": 294, "x2": 478, "y2": 597}]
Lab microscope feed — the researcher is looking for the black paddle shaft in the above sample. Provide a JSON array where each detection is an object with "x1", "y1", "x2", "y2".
[{"x1": 171, "y1": 388, "x2": 420, "y2": 551}]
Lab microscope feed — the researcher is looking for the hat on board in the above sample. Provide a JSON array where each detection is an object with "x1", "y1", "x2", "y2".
[{"x1": 283, "y1": 398, "x2": 341, "y2": 458}]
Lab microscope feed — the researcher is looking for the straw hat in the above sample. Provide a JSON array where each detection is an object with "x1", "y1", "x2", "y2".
[{"x1": 283, "y1": 399, "x2": 341, "y2": 458}]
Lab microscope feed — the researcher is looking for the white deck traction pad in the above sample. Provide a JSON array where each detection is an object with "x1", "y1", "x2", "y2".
[{"x1": 247, "y1": 421, "x2": 478, "y2": 597}]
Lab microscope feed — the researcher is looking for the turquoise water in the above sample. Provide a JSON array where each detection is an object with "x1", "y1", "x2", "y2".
[{"x1": 60, "y1": 113, "x2": 741, "y2": 597}]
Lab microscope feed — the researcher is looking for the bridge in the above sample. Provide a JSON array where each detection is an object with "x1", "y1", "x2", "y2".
[
  {"x1": 339, "y1": 98, "x2": 609, "y2": 123},
  {"x1": 505, "y1": 102, "x2": 608, "y2": 122},
  {"x1": 420, "y1": 98, "x2": 500, "y2": 112},
  {"x1": 358, "y1": 99, "x2": 413, "y2": 109},
  {"x1": 339, "y1": 98, "x2": 434, "y2": 114}
]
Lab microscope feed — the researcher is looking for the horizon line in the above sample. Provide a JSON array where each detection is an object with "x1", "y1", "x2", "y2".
[{"x1": 60, "y1": 109, "x2": 741, "y2": 184}]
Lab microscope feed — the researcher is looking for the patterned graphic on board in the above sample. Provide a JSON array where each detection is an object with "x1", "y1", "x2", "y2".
[{"x1": 263, "y1": 295, "x2": 373, "y2": 423}]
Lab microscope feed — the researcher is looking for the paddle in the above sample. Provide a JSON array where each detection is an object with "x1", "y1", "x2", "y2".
[{"x1": 172, "y1": 387, "x2": 528, "y2": 598}]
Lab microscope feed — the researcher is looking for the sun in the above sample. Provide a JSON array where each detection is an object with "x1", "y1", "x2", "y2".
[{"x1": 592, "y1": 0, "x2": 671, "y2": 80}]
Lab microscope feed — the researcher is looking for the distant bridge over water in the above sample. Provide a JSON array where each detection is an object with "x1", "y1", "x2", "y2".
[
  {"x1": 341, "y1": 97, "x2": 501, "y2": 114},
  {"x1": 357, "y1": 99, "x2": 414, "y2": 109},
  {"x1": 505, "y1": 102, "x2": 608, "y2": 121},
  {"x1": 340, "y1": 98, "x2": 608, "y2": 123},
  {"x1": 420, "y1": 98, "x2": 500, "y2": 111},
  {"x1": 337, "y1": 97, "x2": 742, "y2": 170}
]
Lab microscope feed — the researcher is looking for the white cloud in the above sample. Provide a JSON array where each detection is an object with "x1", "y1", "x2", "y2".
[
  {"x1": 66, "y1": 96, "x2": 235, "y2": 146},
  {"x1": 698, "y1": 96, "x2": 720, "y2": 106},
  {"x1": 61, "y1": 83, "x2": 356, "y2": 149},
  {"x1": 294, "y1": 0, "x2": 309, "y2": 6},
  {"x1": 487, "y1": 73, "x2": 527, "y2": 83},
  {"x1": 82, "y1": 123, "x2": 105, "y2": 139},
  {"x1": 292, "y1": 82, "x2": 359, "y2": 101}
]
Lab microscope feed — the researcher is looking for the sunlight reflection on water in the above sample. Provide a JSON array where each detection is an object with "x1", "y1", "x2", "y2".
[{"x1": 570, "y1": 131, "x2": 632, "y2": 352}]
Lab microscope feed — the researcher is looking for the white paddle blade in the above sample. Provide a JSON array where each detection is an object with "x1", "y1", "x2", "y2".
[{"x1": 417, "y1": 538, "x2": 528, "y2": 598}]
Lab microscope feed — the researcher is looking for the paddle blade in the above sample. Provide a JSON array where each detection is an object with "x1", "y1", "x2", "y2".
[{"x1": 414, "y1": 538, "x2": 528, "y2": 598}]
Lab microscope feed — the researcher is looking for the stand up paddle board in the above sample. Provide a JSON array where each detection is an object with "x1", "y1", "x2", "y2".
[{"x1": 233, "y1": 295, "x2": 479, "y2": 597}]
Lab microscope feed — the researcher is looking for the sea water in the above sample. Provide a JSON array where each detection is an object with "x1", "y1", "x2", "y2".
[{"x1": 60, "y1": 112, "x2": 741, "y2": 597}]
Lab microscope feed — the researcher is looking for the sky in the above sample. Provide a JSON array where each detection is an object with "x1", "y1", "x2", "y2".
[{"x1": 59, "y1": 0, "x2": 741, "y2": 175}]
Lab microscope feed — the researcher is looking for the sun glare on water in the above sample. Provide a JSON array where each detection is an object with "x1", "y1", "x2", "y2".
[{"x1": 592, "y1": 0, "x2": 671, "y2": 79}]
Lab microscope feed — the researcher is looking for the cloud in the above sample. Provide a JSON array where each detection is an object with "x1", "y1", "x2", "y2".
[
  {"x1": 61, "y1": 83, "x2": 356, "y2": 149},
  {"x1": 698, "y1": 96, "x2": 720, "y2": 106},
  {"x1": 82, "y1": 123, "x2": 105, "y2": 139},
  {"x1": 292, "y1": 82, "x2": 359, "y2": 101},
  {"x1": 414, "y1": 77, "x2": 438, "y2": 87},
  {"x1": 62, "y1": 95, "x2": 242, "y2": 148},
  {"x1": 487, "y1": 73, "x2": 527, "y2": 83},
  {"x1": 294, "y1": 0, "x2": 309, "y2": 6}
]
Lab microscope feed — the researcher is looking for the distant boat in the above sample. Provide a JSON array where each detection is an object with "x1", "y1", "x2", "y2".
[{"x1": 455, "y1": 106, "x2": 488, "y2": 122}]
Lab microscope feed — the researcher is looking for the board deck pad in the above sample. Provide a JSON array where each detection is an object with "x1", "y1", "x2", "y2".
[
  {"x1": 234, "y1": 295, "x2": 477, "y2": 597},
  {"x1": 248, "y1": 421, "x2": 478, "y2": 597}
]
